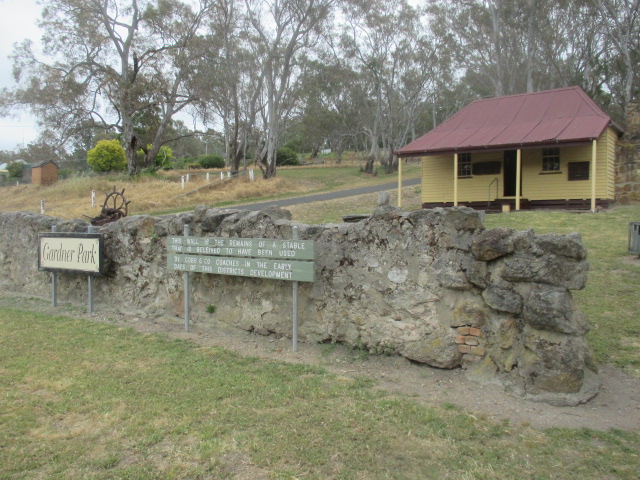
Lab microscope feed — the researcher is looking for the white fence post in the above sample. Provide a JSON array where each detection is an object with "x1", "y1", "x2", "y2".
[
  {"x1": 40, "y1": 200, "x2": 45, "y2": 214},
  {"x1": 181, "y1": 176, "x2": 185, "y2": 190},
  {"x1": 206, "y1": 172, "x2": 210, "y2": 182},
  {"x1": 249, "y1": 169, "x2": 254, "y2": 182}
]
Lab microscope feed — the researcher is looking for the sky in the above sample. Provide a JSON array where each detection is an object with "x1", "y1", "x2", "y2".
[{"x1": 0, "y1": 0, "x2": 41, "y2": 151}]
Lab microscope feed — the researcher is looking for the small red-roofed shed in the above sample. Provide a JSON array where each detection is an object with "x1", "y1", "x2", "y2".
[{"x1": 32, "y1": 160, "x2": 59, "y2": 186}]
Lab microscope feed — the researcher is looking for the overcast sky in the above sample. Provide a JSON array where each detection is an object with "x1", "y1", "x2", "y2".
[{"x1": 0, "y1": 0, "x2": 41, "y2": 151}]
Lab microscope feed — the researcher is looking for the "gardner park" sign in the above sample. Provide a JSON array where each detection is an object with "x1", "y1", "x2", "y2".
[{"x1": 38, "y1": 232, "x2": 104, "y2": 276}]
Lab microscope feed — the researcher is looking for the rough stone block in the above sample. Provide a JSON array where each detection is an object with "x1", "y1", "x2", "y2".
[
  {"x1": 470, "y1": 227, "x2": 516, "y2": 261},
  {"x1": 523, "y1": 285, "x2": 590, "y2": 335},
  {"x1": 482, "y1": 286, "x2": 523, "y2": 314}
]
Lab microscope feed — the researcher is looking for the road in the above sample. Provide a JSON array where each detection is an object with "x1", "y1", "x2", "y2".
[{"x1": 232, "y1": 177, "x2": 420, "y2": 211}]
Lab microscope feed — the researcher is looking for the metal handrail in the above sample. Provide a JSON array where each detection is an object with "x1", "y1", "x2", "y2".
[{"x1": 488, "y1": 177, "x2": 499, "y2": 206}]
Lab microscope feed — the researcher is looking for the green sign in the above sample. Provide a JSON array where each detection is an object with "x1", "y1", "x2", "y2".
[
  {"x1": 167, "y1": 236, "x2": 314, "y2": 260},
  {"x1": 168, "y1": 253, "x2": 314, "y2": 282}
]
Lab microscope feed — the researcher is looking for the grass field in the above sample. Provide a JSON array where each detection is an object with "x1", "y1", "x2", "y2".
[{"x1": 1, "y1": 308, "x2": 639, "y2": 479}]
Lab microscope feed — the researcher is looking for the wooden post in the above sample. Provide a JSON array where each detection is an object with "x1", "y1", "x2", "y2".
[
  {"x1": 516, "y1": 149, "x2": 522, "y2": 211},
  {"x1": 397, "y1": 155, "x2": 402, "y2": 208},
  {"x1": 591, "y1": 140, "x2": 597, "y2": 211},
  {"x1": 453, "y1": 153, "x2": 458, "y2": 207}
]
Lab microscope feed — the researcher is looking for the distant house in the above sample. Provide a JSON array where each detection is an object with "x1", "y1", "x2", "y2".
[
  {"x1": 396, "y1": 86, "x2": 623, "y2": 211},
  {"x1": 32, "y1": 160, "x2": 59, "y2": 186}
]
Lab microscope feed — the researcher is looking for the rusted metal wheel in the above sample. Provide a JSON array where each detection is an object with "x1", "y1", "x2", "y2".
[{"x1": 102, "y1": 186, "x2": 131, "y2": 218}]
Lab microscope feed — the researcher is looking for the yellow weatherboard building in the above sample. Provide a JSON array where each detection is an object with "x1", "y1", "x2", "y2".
[{"x1": 396, "y1": 86, "x2": 622, "y2": 211}]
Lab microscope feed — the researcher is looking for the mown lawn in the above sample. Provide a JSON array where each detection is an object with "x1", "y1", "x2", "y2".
[{"x1": 1, "y1": 308, "x2": 638, "y2": 479}]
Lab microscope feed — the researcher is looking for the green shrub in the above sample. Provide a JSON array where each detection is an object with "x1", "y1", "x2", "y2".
[
  {"x1": 198, "y1": 154, "x2": 225, "y2": 169},
  {"x1": 276, "y1": 147, "x2": 300, "y2": 166},
  {"x1": 87, "y1": 139, "x2": 126, "y2": 172},
  {"x1": 6, "y1": 161, "x2": 24, "y2": 178}
]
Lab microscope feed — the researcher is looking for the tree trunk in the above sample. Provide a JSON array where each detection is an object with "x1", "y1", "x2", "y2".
[{"x1": 123, "y1": 117, "x2": 140, "y2": 175}]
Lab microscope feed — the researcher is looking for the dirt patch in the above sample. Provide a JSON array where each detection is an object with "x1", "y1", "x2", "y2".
[
  {"x1": 2, "y1": 292, "x2": 638, "y2": 432},
  {"x1": 622, "y1": 254, "x2": 640, "y2": 267}
]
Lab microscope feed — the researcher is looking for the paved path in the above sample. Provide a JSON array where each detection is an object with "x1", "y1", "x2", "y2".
[{"x1": 233, "y1": 177, "x2": 420, "y2": 211}]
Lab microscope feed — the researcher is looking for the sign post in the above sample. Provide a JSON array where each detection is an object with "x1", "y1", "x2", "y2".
[
  {"x1": 183, "y1": 224, "x2": 191, "y2": 332},
  {"x1": 50, "y1": 225, "x2": 58, "y2": 307},
  {"x1": 87, "y1": 225, "x2": 95, "y2": 313},
  {"x1": 292, "y1": 226, "x2": 300, "y2": 352}
]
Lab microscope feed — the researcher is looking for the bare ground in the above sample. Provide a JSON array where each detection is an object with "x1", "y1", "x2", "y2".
[{"x1": 1, "y1": 292, "x2": 638, "y2": 432}]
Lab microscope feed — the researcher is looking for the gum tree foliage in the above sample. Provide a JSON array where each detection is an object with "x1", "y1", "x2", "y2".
[
  {"x1": 244, "y1": 0, "x2": 335, "y2": 178},
  {"x1": 592, "y1": 0, "x2": 640, "y2": 113},
  {"x1": 2, "y1": 0, "x2": 638, "y2": 177},
  {"x1": 426, "y1": 0, "x2": 637, "y2": 120},
  {"x1": 3, "y1": 0, "x2": 215, "y2": 175},
  {"x1": 195, "y1": 0, "x2": 257, "y2": 172},
  {"x1": 340, "y1": 0, "x2": 441, "y2": 173},
  {"x1": 87, "y1": 139, "x2": 127, "y2": 172}
]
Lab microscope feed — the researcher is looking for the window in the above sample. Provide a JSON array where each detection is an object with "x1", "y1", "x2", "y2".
[
  {"x1": 542, "y1": 148, "x2": 560, "y2": 172},
  {"x1": 568, "y1": 162, "x2": 590, "y2": 181},
  {"x1": 457, "y1": 153, "x2": 472, "y2": 177}
]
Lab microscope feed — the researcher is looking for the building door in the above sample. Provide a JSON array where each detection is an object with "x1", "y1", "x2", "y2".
[{"x1": 503, "y1": 150, "x2": 521, "y2": 197}]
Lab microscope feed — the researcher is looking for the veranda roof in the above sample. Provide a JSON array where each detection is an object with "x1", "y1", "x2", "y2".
[{"x1": 396, "y1": 86, "x2": 622, "y2": 157}]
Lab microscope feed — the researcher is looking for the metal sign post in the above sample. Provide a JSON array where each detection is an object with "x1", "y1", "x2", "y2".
[
  {"x1": 183, "y1": 224, "x2": 191, "y2": 332},
  {"x1": 51, "y1": 225, "x2": 58, "y2": 307},
  {"x1": 292, "y1": 226, "x2": 299, "y2": 352},
  {"x1": 87, "y1": 225, "x2": 95, "y2": 313}
]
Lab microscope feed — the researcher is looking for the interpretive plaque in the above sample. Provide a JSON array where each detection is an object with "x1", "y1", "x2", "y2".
[
  {"x1": 166, "y1": 236, "x2": 315, "y2": 282},
  {"x1": 167, "y1": 230, "x2": 314, "y2": 346}
]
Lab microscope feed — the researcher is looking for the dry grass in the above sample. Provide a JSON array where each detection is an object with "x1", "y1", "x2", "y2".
[
  {"x1": 0, "y1": 163, "x2": 421, "y2": 221},
  {"x1": 0, "y1": 173, "x2": 319, "y2": 220}
]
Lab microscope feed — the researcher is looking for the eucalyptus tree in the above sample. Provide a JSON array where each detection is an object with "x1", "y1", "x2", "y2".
[
  {"x1": 2, "y1": 0, "x2": 215, "y2": 174},
  {"x1": 194, "y1": 0, "x2": 258, "y2": 171},
  {"x1": 593, "y1": 0, "x2": 640, "y2": 114},
  {"x1": 427, "y1": 0, "x2": 533, "y2": 97},
  {"x1": 244, "y1": 0, "x2": 335, "y2": 178},
  {"x1": 340, "y1": 0, "x2": 439, "y2": 173}
]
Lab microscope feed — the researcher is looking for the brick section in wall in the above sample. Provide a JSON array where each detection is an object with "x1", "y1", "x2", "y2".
[{"x1": 454, "y1": 326, "x2": 485, "y2": 359}]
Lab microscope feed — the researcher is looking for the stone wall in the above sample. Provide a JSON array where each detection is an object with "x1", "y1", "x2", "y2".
[
  {"x1": 615, "y1": 102, "x2": 640, "y2": 204},
  {"x1": 0, "y1": 206, "x2": 598, "y2": 405}
]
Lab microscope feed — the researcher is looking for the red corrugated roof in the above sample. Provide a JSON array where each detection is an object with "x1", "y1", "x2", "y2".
[{"x1": 396, "y1": 86, "x2": 621, "y2": 156}]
